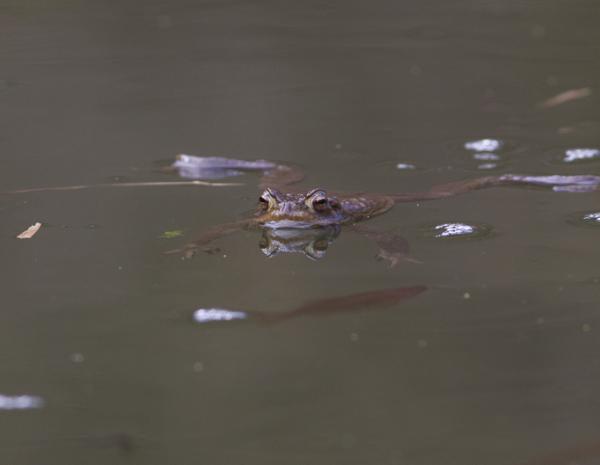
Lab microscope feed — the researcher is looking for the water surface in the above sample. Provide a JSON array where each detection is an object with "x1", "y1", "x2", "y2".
[{"x1": 2, "y1": 1, "x2": 600, "y2": 464}]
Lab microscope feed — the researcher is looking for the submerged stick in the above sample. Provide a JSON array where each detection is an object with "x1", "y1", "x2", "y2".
[
  {"x1": 284, "y1": 285, "x2": 427, "y2": 319},
  {"x1": 193, "y1": 286, "x2": 428, "y2": 325},
  {"x1": 3, "y1": 180, "x2": 243, "y2": 195}
]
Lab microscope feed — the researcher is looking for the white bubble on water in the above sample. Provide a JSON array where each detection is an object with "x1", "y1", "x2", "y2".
[
  {"x1": 464, "y1": 139, "x2": 503, "y2": 152},
  {"x1": 582, "y1": 212, "x2": 600, "y2": 222},
  {"x1": 0, "y1": 394, "x2": 44, "y2": 410},
  {"x1": 193, "y1": 308, "x2": 248, "y2": 324},
  {"x1": 563, "y1": 148, "x2": 600, "y2": 163},
  {"x1": 434, "y1": 223, "x2": 476, "y2": 238}
]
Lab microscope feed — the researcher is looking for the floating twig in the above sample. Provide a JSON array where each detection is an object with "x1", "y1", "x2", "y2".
[
  {"x1": 3, "y1": 180, "x2": 243, "y2": 195},
  {"x1": 540, "y1": 87, "x2": 592, "y2": 108}
]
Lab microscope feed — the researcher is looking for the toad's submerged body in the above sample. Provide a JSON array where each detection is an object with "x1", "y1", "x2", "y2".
[{"x1": 169, "y1": 154, "x2": 600, "y2": 263}]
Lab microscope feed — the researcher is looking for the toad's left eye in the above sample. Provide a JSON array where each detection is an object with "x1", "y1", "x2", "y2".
[
  {"x1": 312, "y1": 197, "x2": 328, "y2": 211},
  {"x1": 258, "y1": 196, "x2": 269, "y2": 209}
]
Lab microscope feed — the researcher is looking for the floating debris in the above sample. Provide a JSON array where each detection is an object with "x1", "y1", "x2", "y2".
[
  {"x1": 396, "y1": 163, "x2": 417, "y2": 170},
  {"x1": 434, "y1": 223, "x2": 475, "y2": 238},
  {"x1": 173, "y1": 155, "x2": 275, "y2": 180},
  {"x1": 473, "y1": 152, "x2": 500, "y2": 161},
  {"x1": 563, "y1": 148, "x2": 600, "y2": 163},
  {"x1": 421, "y1": 222, "x2": 492, "y2": 239},
  {"x1": 540, "y1": 87, "x2": 592, "y2": 108},
  {"x1": 427, "y1": 222, "x2": 493, "y2": 239},
  {"x1": 193, "y1": 308, "x2": 248, "y2": 324},
  {"x1": 566, "y1": 211, "x2": 600, "y2": 228},
  {"x1": 16, "y1": 222, "x2": 42, "y2": 239},
  {"x1": 583, "y1": 212, "x2": 600, "y2": 222},
  {"x1": 477, "y1": 163, "x2": 497, "y2": 170},
  {"x1": 0, "y1": 394, "x2": 44, "y2": 410},
  {"x1": 159, "y1": 230, "x2": 184, "y2": 239},
  {"x1": 464, "y1": 139, "x2": 503, "y2": 152}
]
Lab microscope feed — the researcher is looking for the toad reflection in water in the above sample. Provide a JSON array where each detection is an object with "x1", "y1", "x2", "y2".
[
  {"x1": 258, "y1": 225, "x2": 341, "y2": 260},
  {"x1": 168, "y1": 154, "x2": 600, "y2": 265}
]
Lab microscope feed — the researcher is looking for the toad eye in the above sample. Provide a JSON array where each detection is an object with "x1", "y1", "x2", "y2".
[
  {"x1": 258, "y1": 195, "x2": 269, "y2": 209},
  {"x1": 312, "y1": 197, "x2": 328, "y2": 212},
  {"x1": 305, "y1": 189, "x2": 330, "y2": 212},
  {"x1": 258, "y1": 189, "x2": 279, "y2": 211}
]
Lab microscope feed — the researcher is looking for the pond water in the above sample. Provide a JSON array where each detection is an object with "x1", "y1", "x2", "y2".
[{"x1": 2, "y1": 1, "x2": 600, "y2": 464}]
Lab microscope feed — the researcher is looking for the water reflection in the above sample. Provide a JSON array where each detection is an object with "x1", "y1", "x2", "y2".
[
  {"x1": 476, "y1": 162, "x2": 498, "y2": 170},
  {"x1": 3, "y1": 0, "x2": 600, "y2": 463},
  {"x1": 259, "y1": 225, "x2": 341, "y2": 260},
  {"x1": 473, "y1": 152, "x2": 500, "y2": 161}
]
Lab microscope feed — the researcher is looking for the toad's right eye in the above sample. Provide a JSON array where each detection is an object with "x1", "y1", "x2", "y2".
[{"x1": 258, "y1": 196, "x2": 269, "y2": 209}]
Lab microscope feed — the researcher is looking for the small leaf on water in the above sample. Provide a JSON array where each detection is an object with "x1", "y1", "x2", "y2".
[
  {"x1": 159, "y1": 230, "x2": 184, "y2": 239},
  {"x1": 17, "y1": 222, "x2": 42, "y2": 239}
]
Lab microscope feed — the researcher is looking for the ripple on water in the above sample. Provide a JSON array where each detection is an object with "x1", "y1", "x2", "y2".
[
  {"x1": 473, "y1": 152, "x2": 501, "y2": 161},
  {"x1": 421, "y1": 222, "x2": 493, "y2": 239},
  {"x1": 567, "y1": 211, "x2": 600, "y2": 229},
  {"x1": 477, "y1": 163, "x2": 498, "y2": 170}
]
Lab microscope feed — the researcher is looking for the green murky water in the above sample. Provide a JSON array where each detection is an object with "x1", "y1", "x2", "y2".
[{"x1": 2, "y1": 1, "x2": 600, "y2": 464}]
